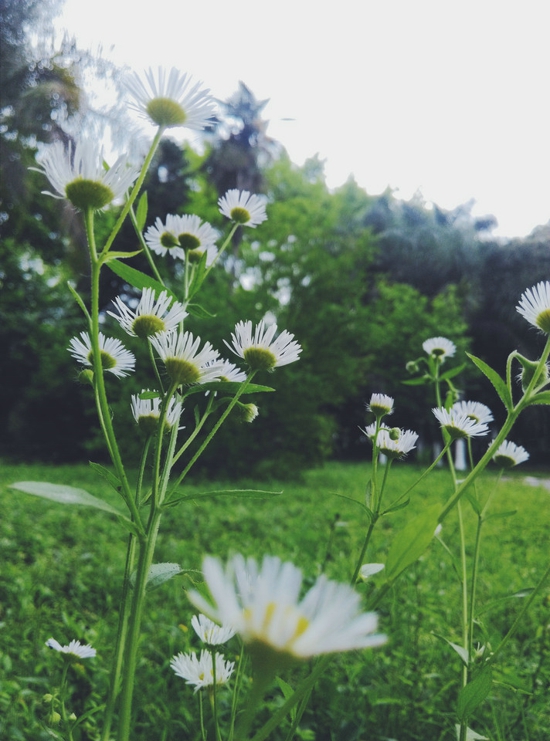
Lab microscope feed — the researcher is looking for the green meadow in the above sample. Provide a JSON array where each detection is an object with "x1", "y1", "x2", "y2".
[{"x1": 1, "y1": 461, "x2": 549, "y2": 740}]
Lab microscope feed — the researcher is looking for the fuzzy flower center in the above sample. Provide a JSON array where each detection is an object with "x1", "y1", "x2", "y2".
[
  {"x1": 87, "y1": 349, "x2": 117, "y2": 371},
  {"x1": 230, "y1": 206, "x2": 251, "y2": 224},
  {"x1": 243, "y1": 346, "x2": 277, "y2": 371},
  {"x1": 178, "y1": 232, "x2": 201, "y2": 251},
  {"x1": 132, "y1": 315, "x2": 166, "y2": 339},
  {"x1": 164, "y1": 358, "x2": 201, "y2": 385},
  {"x1": 65, "y1": 178, "x2": 114, "y2": 210},
  {"x1": 536, "y1": 308, "x2": 550, "y2": 333},
  {"x1": 146, "y1": 97, "x2": 187, "y2": 127},
  {"x1": 160, "y1": 231, "x2": 180, "y2": 249},
  {"x1": 443, "y1": 424, "x2": 469, "y2": 440},
  {"x1": 187, "y1": 248, "x2": 204, "y2": 264},
  {"x1": 138, "y1": 415, "x2": 159, "y2": 436},
  {"x1": 492, "y1": 454, "x2": 516, "y2": 469}
]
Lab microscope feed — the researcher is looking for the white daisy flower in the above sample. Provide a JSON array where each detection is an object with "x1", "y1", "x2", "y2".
[
  {"x1": 367, "y1": 393, "x2": 394, "y2": 418},
  {"x1": 432, "y1": 407, "x2": 489, "y2": 439},
  {"x1": 422, "y1": 336, "x2": 456, "y2": 362},
  {"x1": 46, "y1": 638, "x2": 96, "y2": 660},
  {"x1": 150, "y1": 330, "x2": 221, "y2": 386},
  {"x1": 225, "y1": 320, "x2": 301, "y2": 371},
  {"x1": 188, "y1": 554, "x2": 386, "y2": 662},
  {"x1": 108, "y1": 288, "x2": 187, "y2": 339},
  {"x1": 130, "y1": 391, "x2": 183, "y2": 435},
  {"x1": 361, "y1": 422, "x2": 379, "y2": 441},
  {"x1": 206, "y1": 359, "x2": 247, "y2": 384},
  {"x1": 492, "y1": 440, "x2": 530, "y2": 468},
  {"x1": 170, "y1": 650, "x2": 234, "y2": 692},
  {"x1": 452, "y1": 400, "x2": 494, "y2": 426},
  {"x1": 376, "y1": 428, "x2": 419, "y2": 459},
  {"x1": 191, "y1": 614, "x2": 236, "y2": 645},
  {"x1": 33, "y1": 140, "x2": 138, "y2": 211},
  {"x1": 516, "y1": 281, "x2": 550, "y2": 334},
  {"x1": 144, "y1": 214, "x2": 218, "y2": 262},
  {"x1": 68, "y1": 332, "x2": 135, "y2": 378},
  {"x1": 125, "y1": 67, "x2": 215, "y2": 130},
  {"x1": 218, "y1": 189, "x2": 268, "y2": 228}
]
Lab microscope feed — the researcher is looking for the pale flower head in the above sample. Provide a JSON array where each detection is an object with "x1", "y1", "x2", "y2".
[
  {"x1": 187, "y1": 554, "x2": 386, "y2": 664},
  {"x1": 150, "y1": 330, "x2": 221, "y2": 386},
  {"x1": 33, "y1": 140, "x2": 138, "y2": 211},
  {"x1": 516, "y1": 281, "x2": 550, "y2": 334},
  {"x1": 492, "y1": 440, "x2": 530, "y2": 468},
  {"x1": 376, "y1": 428, "x2": 419, "y2": 459},
  {"x1": 218, "y1": 189, "x2": 268, "y2": 228},
  {"x1": 130, "y1": 391, "x2": 182, "y2": 435},
  {"x1": 46, "y1": 638, "x2": 96, "y2": 660},
  {"x1": 422, "y1": 336, "x2": 456, "y2": 363},
  {"x1": 452, "y1": 400, "x2": 494, "y2": 426},
  {"x1": 191, "y1": 614, "x2": 236, "y2": 645},
  {"x1": 225, "y1": 319, "x2": 301, "y2": 371},
  {"x1": 125, "y1": 67, "x2": 215, "y2": 129},
  {"x1": 367, "y1": 393, "x2": 394, "y2": 418},
  {"x1": 433, "y1": 407, "x2": 489, "y2": 439},
  {"x1": 108, "y1": 288, "x2": 187, "y2": 339},
  {"x1": 359, "y1": 563, "x2": 385, "y2": 581},
  {"x1": 68, "y1": 331, "x2": 135, "y2": 378},
  {"x1": 170, "y1": 649, "x2": 234, "y2": 692}
]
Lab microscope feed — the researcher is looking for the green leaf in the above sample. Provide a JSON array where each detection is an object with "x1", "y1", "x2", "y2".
[
  {"x1": 381, "y1": 498, "x2": 410, "y2": 516},
  {"x1": 166, "y1": 488, "x2": 282, "y2": 507},
  {"x1": 333, "y1": 493, "x2": 372, "y2": 518},
  {"x1": 402, "y1": 376, "x2": 431, "y2": 386},
  {"x1": 130, "y1": 563, "x2": 183, "y2": 592},
  {"x1": 467, "y1": 353, "x2": 512, "y2": 410},
  {"x1": 432, "y1": 632, "x2": 469, "y2": 665},
  {"x1": 182, "y1": 381, "x2": 274, "y2": 397},
  {"x1": 476, "y1": 588, "x2": 534, "y2": 616},
  {"x1": 385, "y1": 503, "x2": 440, "y2": 582},
  {"x1": 439, "y1": 363, "x2": 467, "y2": 381},
  {"x1": 107, "y1": 260, "x2": 177, "y2": 302},
  {"x1": 187, "y1": 302, "x2": 217, "y2": 319},
  {"x1": 66, "y1": 281, "x2": 90, "y2": 320},
  {"x1": 103, "y1": 250, "x2": 143, "y2": 261},
  {"x1": 484, "y1": 509, "x2": 517, "y2": 521},
  {"x1": 457, "y1": 667, "x2": 493, "y2": 721},
  {"x1": 10, "y1": 481, "x2": 125, "y2": 518},
  {"x1": 527, "y1": 390, "x2": 550, "y2": 405},
  {"x1": 136, "y1": 191, "x2": 148, "y2": 232},
  {"x1": 275, "y1": 677, "x2": 297, "y2": 722},
  {"x1": 88, "y1": 461, "x2": 122, "y2": 494},
  {"x1": 465, "y1": 491, "x2": 482, "y2": 516},
  {"x1": 140, "y1": 390, "x2": 162, "y2": 400}
]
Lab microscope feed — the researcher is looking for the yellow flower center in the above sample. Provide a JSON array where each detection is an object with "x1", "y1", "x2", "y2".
[
  {"x1": 230, "y1": 206, "x2": 251, "y2": 224},
  {"x1": 146, "y1": 97, "x2": 187, "y2": 127},
  {"x1": 178, "y1": 232, "x2": 201, "y2": 251},
  {"x1": 65, "y1": 178, "x2": 114, "y2": 210},
  {"x1": 132, "y1": 315, "x2": 165, "y2": 339},
  {"x1": 536, "y1": 308, "x2": 550, "y2": 333},
  {"x1": 137, "y1": 414, "x2": 159, "y2": 436},
  {"x1": 160, "y1": 231, "x2": 179, "y2": 249},
  {"x1": 87, "y1": 349, "x2": 116, "y2": 371},
  {"x1": 243, "y1": 347, "x2": 277, "y2": 371},
  {"x1": 164, "y1": 358, "x2": 200, "y2": 385}
]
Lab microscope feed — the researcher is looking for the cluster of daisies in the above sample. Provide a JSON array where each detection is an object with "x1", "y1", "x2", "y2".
[{"x1": 363, "y1": 332, "x2": 534, "y2": 468}]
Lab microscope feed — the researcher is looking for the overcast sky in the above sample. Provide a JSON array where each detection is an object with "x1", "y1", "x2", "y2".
[{"x1": 55, "y1": 0, "x2": 550, "y2": 238}]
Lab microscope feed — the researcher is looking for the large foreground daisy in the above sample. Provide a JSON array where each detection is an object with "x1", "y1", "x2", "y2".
[
  {"x1": 188, "y1": 554, "x2": 386, "y2": 662},
  {"x1": 432, "y1": 407, "x2": 489, "y2": 439},
  {"x1": 150, "y1": 330, "x2": 221, "y2": 385},
  {"x1": 108, "y1": 288, "x2": 187, "y2": 339},
  {"x1": 33, "y1": 140, "x2": 138, "y2": 211},
  {"x1": 225, "y1": 320, "x2": 301, "y2": 371},
  {"x1": 125, "y1": 67, "x2": 215, "y2": 130}
]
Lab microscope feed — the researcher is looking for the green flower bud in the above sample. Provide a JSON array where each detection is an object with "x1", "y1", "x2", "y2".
[{"x1": 516, "y1": 353, "x2": 550, "y2": 392}]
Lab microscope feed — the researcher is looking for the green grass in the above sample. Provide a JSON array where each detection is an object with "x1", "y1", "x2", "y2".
[{"x1": 1, "y1": 461, "x2": 549, "y2": 740}]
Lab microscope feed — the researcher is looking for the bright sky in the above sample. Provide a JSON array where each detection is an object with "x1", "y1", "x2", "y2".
[{"x1": 55, "y1": 0, "x2": 550, "y2": 238}]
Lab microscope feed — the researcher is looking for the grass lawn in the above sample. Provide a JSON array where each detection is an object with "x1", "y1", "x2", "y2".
[{"x1": 1, "y1": 460, "x2": 549, "y2": 740}]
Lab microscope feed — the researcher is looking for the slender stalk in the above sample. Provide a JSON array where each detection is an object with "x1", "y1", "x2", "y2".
[
  {"x1": 210, "y1": 648, "x2": 222, "y2": 741},
  {"x1": 199, "y1": 691, "x2": 207, "y2": 741},
  {"x1": 128, "y1": 205, "x2": 165, "y2": 284},
  {"x1": 59, "y1": 662, "x2": 75, "y2": 741}
]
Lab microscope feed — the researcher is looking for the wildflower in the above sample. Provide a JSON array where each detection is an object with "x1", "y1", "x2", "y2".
[
  {"x1": 46, "y1": 638, "x2": 96, "y2": 660},
  {"x1": 218, "y1": 189, "x2": 268, "y2": 227},
  {"x1": 144, "y1": 214, "x2": 218, "y2": 261},
  {"x1": 108, "y1": 288, "x2": 187, "y2": 339},
  {"x1": 376, "y1": 428, "x2": 419, "y2": 459},
  {"x1": 225, "y1": 320, "x2": 301, "y2": 371},
  {"x1": 516, "y1": 281, "x2": 550, "y2": 333},
  {"x1": 170, "y1": 650, "x2": 234, "y2": 692},
  {"x1": 235, "y1": 402, "x2": 259, "y2": 423},
  {"x1": 432, "y1": 407, "x2": 489, "y2": 439},
  {"x1": 68, "y1": 332, "x2": 135, "y2": 378},
  {"x1": 492, "y1": 440, "x2": 530, "y2": 468},
  {"x1": 188, "y1": 554, "x2": 386, "y2": 664},
  {"x1": 361, "y1": 422, "x2": 379, "y2": 441},
  {"x1": 130, "y1": 391, "x2": 182, "y2": 435},
  {"x1": 422, "y1": 336, "x2": 456, "y2": 362},
  {"x1": 33, "y1": 140, "x2": 138, "y2": 211},
  {"x1": 516, "y1": 355, "x2": 550, "y2": 392},
  {"x1": 191, "y1": 614, "x2": 235, "y2": 645},
  {"x1": 125, "y1": 67, "x2": 215, "y2": 129},
  {"x1": 367, "y1": 393, "x2": 394, "y2": 418},
  {"x1": 150, "y1": 330, "x2": 221, "y2": 386},
  {"x1": 452, "y1": 400, "x2": 494, "y2": 426}
]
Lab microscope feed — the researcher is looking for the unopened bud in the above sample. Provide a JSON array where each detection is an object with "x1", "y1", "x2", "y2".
[
  {"x1": 68, "y1": 712, "x2": 77, "y2": 721},
  {"x1": 235, "y1": 402, "x2": 259, "y2": 423},
  {"x1": 406, "y1": 360, "x2": 420, "y2": 374},
  {"x1": 78, "y1": 369, "x2": 94, "y2": 386},
  {"x1": 42, "y1": 693, "x2": 54, "y2": 704},
  {"x1": 516, "y1": 353, "x2": 549, "y2": 392},
  {"x1": 389, "y1": 427, "x2": 401, "y2": 441},
  {"x1": 49, "y1": 711, "x2": 61, "y2": 724}
]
